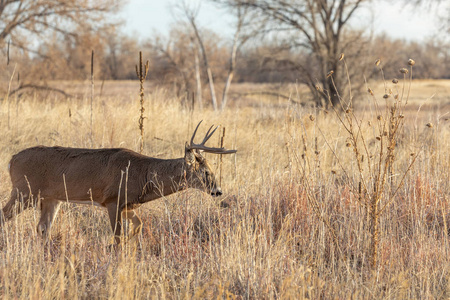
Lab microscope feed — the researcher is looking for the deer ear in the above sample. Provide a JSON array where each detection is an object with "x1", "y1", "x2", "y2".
[{"x1": 185, "y1": 143, "x2": 196, "y2": 165}]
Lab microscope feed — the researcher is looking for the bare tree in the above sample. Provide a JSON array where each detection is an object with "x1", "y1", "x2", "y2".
[
  {"x1": 179, "y1": 1, "x2": 252, "y2": 110},
  {"x1": 0, "y1": 0, "x2": 122, "y2": 61},
  {"x1": 213, "y1": 0, "x2": 369, "y2": 107},
  {"x1": 220, "y1": 4, "x2": 251, "y2": 110},
  {"x1": 182, "y1": 3, "x2": 219, "y2": 111}
]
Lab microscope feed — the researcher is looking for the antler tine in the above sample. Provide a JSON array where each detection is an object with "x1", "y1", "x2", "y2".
[
  {"x1": 200, "y1": 125, "x2": 218, "y2": 145},
  {"x1": 190, "y1": 120, "x2": 203, "y2": 146},
  {"x1": 188, "y1": 121, "x2": 237, "y2": 154}
]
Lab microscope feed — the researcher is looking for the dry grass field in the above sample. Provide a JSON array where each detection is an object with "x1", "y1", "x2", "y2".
[{"x1": 0, "y1": 75, "x2": 449, "y2": 298}]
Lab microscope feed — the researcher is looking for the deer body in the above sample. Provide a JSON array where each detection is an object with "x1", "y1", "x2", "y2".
[
  {"x1": 0, "y1": 122, "x2": 236, "y2": 244},
  {"x1": 9, "y1": 146, "x2": 189, "y2": 206}
]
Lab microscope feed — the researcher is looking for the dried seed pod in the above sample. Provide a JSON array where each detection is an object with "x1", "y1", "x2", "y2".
[
  {"x1": 375, "y1": 59, "x2": 381, "y2": 66},
  {"x1": 426, "y1": 123, "x2": 433, "y2": 128},
  {"x1": 377, "y1": 115, "x2": 382, "y2": 120},
  {"x1": 315, "y1": 150, "x2": 320, "y2": 155},
  {"x1": 309, "y1": 114, "x2": 315, "y2": 121},
  {"x1": 376, "y1": 136, "x2": 381, "y2": 141},
  {"x1": 346, "y1": 142, "x2": 352, "y2": 147},
  {"x1": 400, "y1": 68, "x2": 409, "y2": 74},
  {"x1": 339, "y1": 53, "x2": 345, "y2": 61},
  {"x1": 383, "y1": 94, "x2": 390, "y2": 99},
  {"x1": 345, "y1": 108, "x2": 352, "y2": 114},
  {"x1": 399, "y1": 114, "x2": 404, "y2": 119},
  {"x1": 368, "y1": 88, "x2": 374, "y2": 96},
  {"x1": 408, "y1": 59, "x2": 415, "y2": 66},
  {"x1": 331, "y1": 170, "x2": 336, "y2": 174},
  {"x1": 410, "y1": 153, "x2": 415, "y2": 156},
  {"x1": 327, "y1": 70, "x2": 334, "y2": 78},
  {"x1": 392, "y1": 78, "x2": 399, "y2": 84}
]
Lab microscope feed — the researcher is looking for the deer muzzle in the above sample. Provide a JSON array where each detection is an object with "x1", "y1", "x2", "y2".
[{"x1": 211, "y1": 187, "x2": 222, "y2": 197}]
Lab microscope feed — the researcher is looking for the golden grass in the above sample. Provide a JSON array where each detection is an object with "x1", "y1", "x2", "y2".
[{"x1": 0, "y1": 79, "x2": 449, "y2": 298}]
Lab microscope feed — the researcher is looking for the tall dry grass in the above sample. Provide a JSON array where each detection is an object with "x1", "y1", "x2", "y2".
[{"x1": 0, "y1": 73, "x2": 449, "y2": 298}]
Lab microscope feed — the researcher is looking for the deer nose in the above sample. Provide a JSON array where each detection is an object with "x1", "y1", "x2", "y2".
[{"x1": 211, "y1": 188, "x2": 222, "y2": 197}]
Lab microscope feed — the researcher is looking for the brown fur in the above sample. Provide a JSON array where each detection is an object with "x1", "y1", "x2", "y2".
[{"x1": 1, "y1": 145, "x2": 223, "y2": 244}]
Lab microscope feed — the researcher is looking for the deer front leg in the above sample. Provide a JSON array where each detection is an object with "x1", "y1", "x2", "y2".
[
  {"x1": 106, "y1": 202, "x2": 122, "y2": 245},
  {"x1": 122, "y1": 209, "x2": 143, "y2": 239},
  {"x1": 37, "y1": 199, "x2": 61, "y2": 241}
]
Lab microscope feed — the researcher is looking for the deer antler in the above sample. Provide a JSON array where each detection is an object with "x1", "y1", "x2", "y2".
[{"x1": 188, "y1": 121, "x2": 237, "y2": 154}]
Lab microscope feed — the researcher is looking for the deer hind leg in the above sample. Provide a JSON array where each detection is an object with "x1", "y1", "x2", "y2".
[
  {"x1": 122, "y1": 209, "x2": 143, "y2": 239},
  {"x1": 106, "y1": 202, "x2": 122, "y2": 245},
  {"x1": 36, "y1": 199, "x2": 61, "y2": 241},
  {"x1": 1, "y1": 188, "x2": 34, "y2": 225}
]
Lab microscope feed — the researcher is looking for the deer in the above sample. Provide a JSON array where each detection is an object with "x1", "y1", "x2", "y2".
[{"x1": 0, "y1": 121, "x2": 236, "y2": 245}]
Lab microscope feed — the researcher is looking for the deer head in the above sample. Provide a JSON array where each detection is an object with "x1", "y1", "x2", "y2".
[{"x1": 184, "y1": 121, "x2": 237, "y2": 196}]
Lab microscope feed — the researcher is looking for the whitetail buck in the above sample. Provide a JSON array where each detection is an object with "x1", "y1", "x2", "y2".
[{"x1": 0, "y1": 121, "x2": 236, "y2": 244}]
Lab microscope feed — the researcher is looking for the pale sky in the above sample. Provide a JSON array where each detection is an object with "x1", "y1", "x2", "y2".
[{"x1": 119, "y1": 0, "x2": 440, "y2": 42}]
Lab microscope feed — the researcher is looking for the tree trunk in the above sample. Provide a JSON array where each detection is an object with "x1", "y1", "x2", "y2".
[
  {"x1": 194, "y1": 43, "x2": 203, "y2": 110},
  {"x1": 190, "y1": 17, "x2": 218, "y2": 111},
  {"x1": 221, "y1": 38, "x2": 238, "y2": 110}
]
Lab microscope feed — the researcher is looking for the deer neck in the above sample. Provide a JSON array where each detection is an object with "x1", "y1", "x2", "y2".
[{"x1": 141, "y1": 158, "x2": 187, "y2": 201}]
